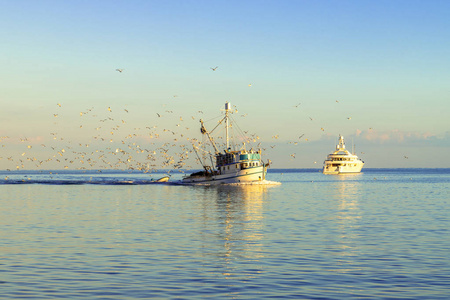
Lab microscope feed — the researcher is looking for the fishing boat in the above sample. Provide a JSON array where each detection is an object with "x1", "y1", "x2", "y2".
[
  {"x1": 182, "y1": 102, "x2": 270, "y2": 184},
  {"x1": 323, "y1": 135, "x2": 364, "y2": 174}
]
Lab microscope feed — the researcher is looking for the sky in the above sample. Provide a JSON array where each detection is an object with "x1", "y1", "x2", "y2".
[{"x1": 1, "y1": 0, "x2": 449, "y2": 170}]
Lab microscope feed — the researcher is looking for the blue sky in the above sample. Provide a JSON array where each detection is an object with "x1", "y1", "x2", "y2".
[{"x1": 1, "y1": 0, "x2": 449, "y2": 169}]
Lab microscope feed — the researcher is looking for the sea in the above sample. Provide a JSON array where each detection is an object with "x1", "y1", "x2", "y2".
[{"x1": 1, "y1": 168, "x2": 449, "y2": 299}]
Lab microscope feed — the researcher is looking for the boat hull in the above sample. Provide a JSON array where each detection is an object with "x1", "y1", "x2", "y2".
[
  {"x1": 182, "y1": 166, "x2": 266, "y2": 185},
  {"x1": 323, "y1": 162, "x2": 364, "y2": 175}
]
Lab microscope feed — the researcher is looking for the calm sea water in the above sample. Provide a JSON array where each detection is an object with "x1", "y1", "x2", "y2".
[{"x1": 1, "y1": 169, "x2": 449, "y2": 299}]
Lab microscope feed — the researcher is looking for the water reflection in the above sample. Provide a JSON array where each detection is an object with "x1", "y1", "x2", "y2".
[
  {"x1": 332, "y1": 177, "x2": 363, "y2": 271},
  {"x1": 196, "y1": 185, "x2": 275, "y2": 278}
]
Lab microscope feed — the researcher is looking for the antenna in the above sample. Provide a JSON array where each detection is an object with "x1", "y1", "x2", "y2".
[{"x1": 225, "y1": 102, "x2": 231, "y2": 150}]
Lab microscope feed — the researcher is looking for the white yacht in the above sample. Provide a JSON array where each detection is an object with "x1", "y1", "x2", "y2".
[
  {"x1": 323, "y1": 135, "x2": 364, "y2": 174},
  {"x1": 182, "y1": 102, "x2": 270, "y2": 184}
]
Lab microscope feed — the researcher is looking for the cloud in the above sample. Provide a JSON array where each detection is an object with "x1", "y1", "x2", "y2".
[{"x1": 355, "y1": 129, "x2": 450, "y2": 146}]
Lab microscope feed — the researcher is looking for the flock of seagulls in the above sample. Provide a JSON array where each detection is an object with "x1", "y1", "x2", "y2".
[{"x1": 1, "y1": 104, "x2": 195, "y2": 171}]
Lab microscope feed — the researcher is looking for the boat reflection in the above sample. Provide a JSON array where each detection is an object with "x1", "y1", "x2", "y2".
[
  {"x1": 196, "y1": 184, "x2": 276, "y2": 278},
  {"x1": 332, "y1": 178, "x2": 363, "y2": 271},
  {"x1": 335, "y1": 179, "x2": 361, "y2": 224}
]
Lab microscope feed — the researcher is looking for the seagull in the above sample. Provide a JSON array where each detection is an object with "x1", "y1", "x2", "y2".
[
  {"x1": 116, "y1": 69, "x2": 124, "y2": 73},
  {"x1": 294, "y1": 103, "x2": 301, "y2": 108},
  {"x1": 211, "y1": 66, "x2": 218, "y2": 71}
]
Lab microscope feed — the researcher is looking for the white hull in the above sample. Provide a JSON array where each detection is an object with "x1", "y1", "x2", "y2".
[
  {"x1": 323, "y1": 163, "x2": 364, "y2": 175},
  {"x1": 182, "y1": 166, "x2": 266, "y2": 185}
]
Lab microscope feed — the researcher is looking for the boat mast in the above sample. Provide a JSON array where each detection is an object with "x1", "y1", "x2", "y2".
[{"x1": 225, "y1": 102, "x2": 231, "y2": 150}]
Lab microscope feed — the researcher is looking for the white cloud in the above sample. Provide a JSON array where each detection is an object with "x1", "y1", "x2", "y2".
[{"x1": 355, "y1": 129, "x2": 446, "y2": 145}]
